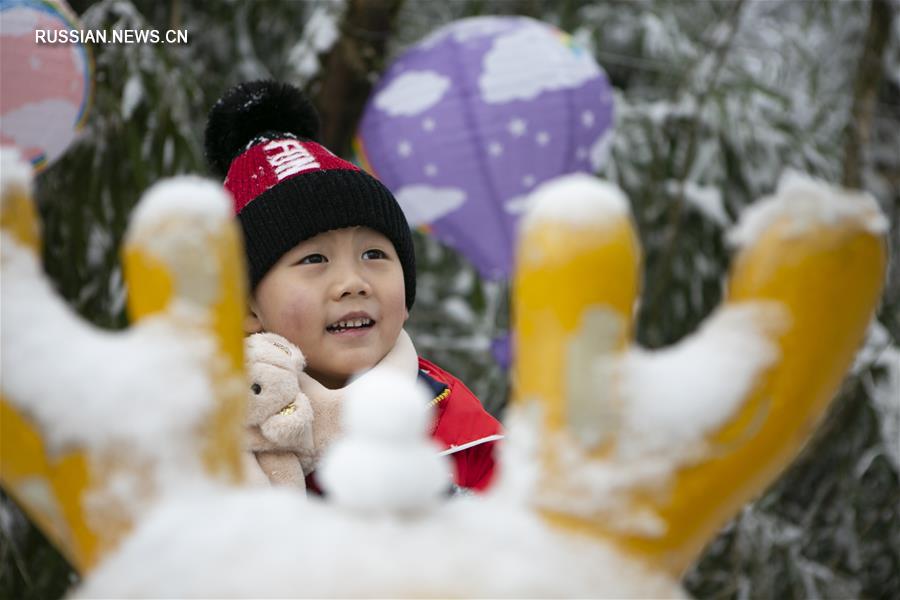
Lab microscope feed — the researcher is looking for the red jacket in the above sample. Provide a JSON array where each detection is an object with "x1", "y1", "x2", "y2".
[
  {"x1": 418, "y1": 357, "x2": 503, "y2": 492},
  {"x1": 305, "y1": 358, "x2": 503, "y2": 494}
]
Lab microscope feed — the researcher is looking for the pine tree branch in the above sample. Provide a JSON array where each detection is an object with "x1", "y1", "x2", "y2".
[
  {"x1": 643, "y1": 0, "x2": 746, "y2": 340},
  {"x1": 842, "y1": 0, "x2": 892, "y2": 189}
]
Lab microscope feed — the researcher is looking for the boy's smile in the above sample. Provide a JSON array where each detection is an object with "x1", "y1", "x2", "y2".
[
  {"x1": 247, "y1": 226, "x2": 409, "y2": 389},
  {"x1": 325, "y1": 310, "x2": 375, "y2": 335}
]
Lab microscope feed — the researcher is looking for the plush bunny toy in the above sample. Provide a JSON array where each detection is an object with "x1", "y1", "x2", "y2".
[{"x1": 243, "y1": 332, "x2": 315, "y2": 490}]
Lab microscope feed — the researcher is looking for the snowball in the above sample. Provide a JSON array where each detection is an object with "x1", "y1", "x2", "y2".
[
  {"x1": 520, "y1": 173, "x2": 630, "y2": 232},
  {"x1": 316, "y1": 369, "x2": 453, "y2": 513},
  {"x1": 727, "y1": 170, "x2": 888, "y2": 248},
  {"x1": 318, "y1": 439, "x2": 452, "y2": 513},
  {"x1": 343, "y1": 368, "x2": 434, "y2": 440}
]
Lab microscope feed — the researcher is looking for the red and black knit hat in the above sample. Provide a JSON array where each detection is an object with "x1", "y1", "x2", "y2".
[{"x1": 204, "y1": 80, "x2": 415, "y2": 309}]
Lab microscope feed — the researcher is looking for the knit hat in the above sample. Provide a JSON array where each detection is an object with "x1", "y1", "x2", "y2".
[{"x1": 204, "y1": 80, "x2": 415, "y2": 309}]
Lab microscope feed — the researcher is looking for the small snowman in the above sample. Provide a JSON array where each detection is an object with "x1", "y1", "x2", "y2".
[{"x1": 317, "y1": 369, "x2": 453, "y2": 513}]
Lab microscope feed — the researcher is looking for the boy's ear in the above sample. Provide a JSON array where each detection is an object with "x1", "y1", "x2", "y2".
[{"x1": 244, "y1": 304, "x2": 264, "y2": 334}]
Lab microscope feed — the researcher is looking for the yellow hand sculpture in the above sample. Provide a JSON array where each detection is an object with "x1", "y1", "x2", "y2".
[
  {"x1": 513, "y1": 172, "x2": 887, "y2": 575},
  {"x1": 0, "y1": 150, "x2": 247, "y2": 573}
]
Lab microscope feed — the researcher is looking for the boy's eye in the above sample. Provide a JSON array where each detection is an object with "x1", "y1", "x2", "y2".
[
  {"x1": 297, "y1": 253, "x2": 327, "y2": 265},
  {"x1": 362, "y1": 249, "x2": 387, "y2": 260}
]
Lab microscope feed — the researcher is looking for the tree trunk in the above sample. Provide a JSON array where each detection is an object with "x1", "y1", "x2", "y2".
[
  {"x1": 842, "y1": 0, "x2": 892, "y2": 189},
  {"x1": 313, "y1": 0, "x2": 405, "y2": 157}
]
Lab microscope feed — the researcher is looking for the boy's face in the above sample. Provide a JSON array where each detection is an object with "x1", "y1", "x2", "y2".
[{"x1": 247, "y1": 226, "x2": 409, "y2": 389}]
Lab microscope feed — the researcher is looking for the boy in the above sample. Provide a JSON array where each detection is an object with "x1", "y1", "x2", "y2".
[{"x1": 205, "y1": 80, "x2": 502, "y2": 492}]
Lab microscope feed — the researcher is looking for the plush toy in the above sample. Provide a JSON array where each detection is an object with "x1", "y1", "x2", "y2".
[{"x1": 243, "y1": 332, "x2": 315, "y2": 490}]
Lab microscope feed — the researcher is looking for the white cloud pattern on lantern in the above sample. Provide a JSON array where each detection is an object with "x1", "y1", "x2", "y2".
[
  {"x1": 479, "y1": 25, "x2": 601, "y2": 104},
  {"x1": 374, "y1": 71, "x2": 451, "y2": 117},
  {"x1": 395, "y1": 184, "x2": 467, "y2": 226}
]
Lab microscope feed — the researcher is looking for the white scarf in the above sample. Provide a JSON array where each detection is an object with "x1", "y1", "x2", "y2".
[{"x1": 297, "y1": 329, "x2": 419, "y2": 465}]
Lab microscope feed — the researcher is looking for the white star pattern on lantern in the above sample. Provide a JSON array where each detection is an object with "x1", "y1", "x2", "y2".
[
  {"x1": 422, "y1": 117, "x2": 436, "y2": 131},
  {"x1": 522, "y1": 174, "x2": 536, "y2": 187},
  {"x1": 536, "y1": 131, "x2": 550, "y2": 146},
  {"x1": 424, "y1": 163, "x2": 438, "y2": 176},
  {"x1": 581, "y1": 110, "x2": 595, "y2": 128},
  {"x1": 508, "y1": 118, "x2": 527, "y2": 137},
  {"x1": 397, "y1": 141, "x2": 412, "y2": 157},
  {"x1": 488, "y1": 142, "x2": 504, "y2": 157}
]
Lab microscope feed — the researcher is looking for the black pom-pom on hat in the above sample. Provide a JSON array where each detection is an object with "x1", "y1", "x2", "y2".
[{"x1": 204, "y1": 80, "x2": 320, "y2": 177}]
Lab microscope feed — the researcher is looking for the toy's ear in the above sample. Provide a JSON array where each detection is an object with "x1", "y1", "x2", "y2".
[
  {"x1": 245, "y1": 332, "x2": 306, "y2": 373},
  {"x1": 271, "y1": 336, "x2": 305, "y2": 372}
]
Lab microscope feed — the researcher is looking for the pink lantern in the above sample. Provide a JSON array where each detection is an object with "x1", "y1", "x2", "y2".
[{"x1": 0, "y1": 0, "x2": 93, "y2": 171}]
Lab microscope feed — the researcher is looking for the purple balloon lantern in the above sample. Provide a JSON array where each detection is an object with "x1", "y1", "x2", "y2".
[{"x1": 356, "y1": 16, "x2": 615, "y2": 281}]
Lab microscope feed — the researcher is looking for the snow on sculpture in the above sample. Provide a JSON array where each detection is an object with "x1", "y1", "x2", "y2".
[
  {"x1": 0, "y1": 145, "x2": 888, "y2": 596},
  {"x1": 514, "y1": 172, "x2": 887, "y2": 573},
  {"x1": 0, "y1": 148, "x2": 247, "y2": 572}
]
